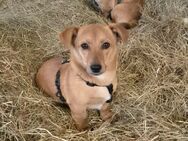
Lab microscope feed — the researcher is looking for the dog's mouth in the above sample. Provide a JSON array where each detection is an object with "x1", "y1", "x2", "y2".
[
  {"x1": 91, "y1": 71, "x2": 104, "y2": 76},
  {"x1": 88, "y1": 69, "x2": 104, "y2": 76}
]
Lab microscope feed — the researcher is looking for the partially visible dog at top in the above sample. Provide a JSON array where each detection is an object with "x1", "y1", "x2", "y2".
[{"x1": 91, "y1": 0, "x2": 144, "y2": 28}]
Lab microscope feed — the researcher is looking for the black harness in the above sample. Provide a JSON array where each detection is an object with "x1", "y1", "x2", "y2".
[
  {"x1": 55, "y1": 60, "x2": 113, "y2": 104},
  {"x1": 55, "y1": 60, "x2": 69, "y2": 103},
  {"x1": 55, "y1": 70, "x2": 66, "y2": 103}
]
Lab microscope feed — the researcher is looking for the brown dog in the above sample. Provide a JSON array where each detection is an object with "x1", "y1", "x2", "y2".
[
  {"x1": 36, "y1": 23, "x2": 128, "y2": 130},
  {"x1": 91, "y1": 0, "x2": 144, "y2": 28},
  {"x1": 111, "y1": 0, "x2": 144, "y2": 28},
  {"x1": 91, "y1": 0, "x2": 117, "y2": 17}
]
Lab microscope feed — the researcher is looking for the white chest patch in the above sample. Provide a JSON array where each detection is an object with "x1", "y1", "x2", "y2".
[
  {"x1": 88, "y1": 86, "x2": 111, "y2": 110},
  {"x1": 94, "y1": 72, "x2": 115, "y2": 84}
]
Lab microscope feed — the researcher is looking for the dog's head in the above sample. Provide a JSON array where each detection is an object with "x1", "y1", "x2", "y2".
[{"x1": 59, "y1": 24, "x2": 128, "y2": 77}]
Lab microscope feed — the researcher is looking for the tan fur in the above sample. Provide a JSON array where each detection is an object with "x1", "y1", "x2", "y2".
[
  {"x1": 36, "y1": 23, "x2": 128, "y2": 130},
  {"x1": 94, "y1": 0, "x2": 117, "y2": 17},
  {"x1": 93, "y1": 0, "x2": 144, "y2": 28},
  {"x1": 111, "y1": 0, "x2": 144, "y2": 28}
]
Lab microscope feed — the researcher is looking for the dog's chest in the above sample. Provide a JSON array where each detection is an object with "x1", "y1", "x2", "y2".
[{"x1": 87, "y1": 86, "x2": 111, "y2": 110}]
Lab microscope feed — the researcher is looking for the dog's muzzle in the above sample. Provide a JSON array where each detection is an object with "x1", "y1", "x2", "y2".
[{"x1": 90, "y1": 64, "x2": 103, "y2": 75}]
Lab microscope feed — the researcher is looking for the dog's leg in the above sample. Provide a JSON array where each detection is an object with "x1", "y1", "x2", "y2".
[
  {"x1": 100, "y1": 103, "x2": 113, "y2": 121},
  {"x1": 70, "y1": 105, "x2": 88, "y2": 131}
]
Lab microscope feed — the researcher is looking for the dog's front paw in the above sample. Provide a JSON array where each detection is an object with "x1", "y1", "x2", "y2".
[
  {"x1": 75, "y1": 122, "x2": 89, "y2": 131},
  {"x1": 100, "y1": 110, "x2": 113, "y2": 122},
  {"x1": 99, "y1": 103, "x2": 114, "y2": 122}
]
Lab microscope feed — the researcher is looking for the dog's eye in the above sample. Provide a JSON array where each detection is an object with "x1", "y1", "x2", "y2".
[
  {"x1": 102, "y1": 42, "x2": 110, "y2": 49},
  {"x1": 81, "y1": 43, "x2": 89, "y2": 50}
]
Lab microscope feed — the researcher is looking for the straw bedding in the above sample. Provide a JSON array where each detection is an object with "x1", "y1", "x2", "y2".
[{"x1": 0, "y1": 0, "x2": 188, "y2": 140}]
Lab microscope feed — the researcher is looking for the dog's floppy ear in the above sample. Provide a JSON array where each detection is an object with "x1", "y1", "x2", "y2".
[
  {"x1": 109, "y1": 23, "x2": 129, "y2": 44},
  {"x1": 59, "y1": 27, "x2": 79, "y2": 48}
]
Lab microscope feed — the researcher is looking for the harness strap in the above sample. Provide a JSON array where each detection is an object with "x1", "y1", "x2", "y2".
[
  {"x1": 106, "y1": 84, "x2": 113, "y2": 103},
  {"x1": 55, "y1": 70, "x2": 66, "y2": 103},
  {"x1": 55, "y1": 60, "x2": 70, "y2": 103},
  {"x1": 86, "y1": 81, "x2": 98, "y2": 87},
  {"x1": 61, "y1": 59, "x2": 70, "y2": 64}
]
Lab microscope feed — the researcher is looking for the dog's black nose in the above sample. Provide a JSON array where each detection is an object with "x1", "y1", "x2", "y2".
[{"x1": 90, "y1": 64, "x2": 102, "y2": 74}]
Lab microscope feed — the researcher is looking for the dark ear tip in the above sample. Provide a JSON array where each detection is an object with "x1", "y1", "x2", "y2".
[{"x1": 109, "y1": 23, "x2": 129, "y2": 44}]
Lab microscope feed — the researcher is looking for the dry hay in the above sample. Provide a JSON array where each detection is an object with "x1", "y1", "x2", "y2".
[{"x1": 0, "y1": 0, "x2": 188, "y2": 140}]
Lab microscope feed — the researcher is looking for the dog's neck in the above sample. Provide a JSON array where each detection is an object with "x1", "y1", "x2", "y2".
[{"x1": 70, "y1": 58, "x2": 117, "y2": 86}]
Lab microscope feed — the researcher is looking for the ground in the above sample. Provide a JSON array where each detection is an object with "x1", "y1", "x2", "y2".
[{"x1": 0, "y1": 0, "x2": 188, "y2": 140}]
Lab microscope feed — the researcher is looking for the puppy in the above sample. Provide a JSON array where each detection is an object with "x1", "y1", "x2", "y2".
[
  {"x1": 36, "y1": 23, "x2": 128, "y2": 130},
  {"x1": 111, "y1": 0, "x2": 144, "y2": 28},
  {"x1": 91, "y1": 0, "x2": 117, "y2": 17},
  {"x1": 91, "y1": 0, "x2": 144, "y2": 28}
]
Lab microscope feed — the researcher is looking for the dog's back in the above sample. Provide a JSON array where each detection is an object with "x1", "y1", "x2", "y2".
[{"x1": 36, "y1": 57, "x2": 68, "y2": 101}]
